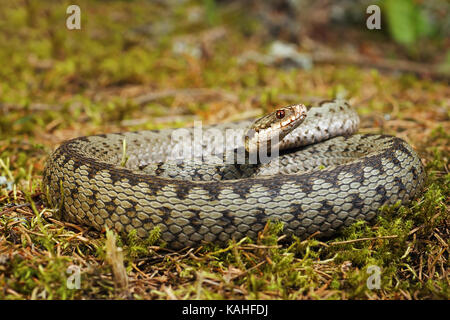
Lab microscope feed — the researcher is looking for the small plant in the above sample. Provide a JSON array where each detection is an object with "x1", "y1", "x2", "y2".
[{"x1": 384, "y1": 0, "x2": 435, "y2": 46}]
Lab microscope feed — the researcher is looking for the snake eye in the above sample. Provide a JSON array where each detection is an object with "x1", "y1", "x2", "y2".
[{"x1": 276, "y1": 110, "x2": 285, "y2": 119}]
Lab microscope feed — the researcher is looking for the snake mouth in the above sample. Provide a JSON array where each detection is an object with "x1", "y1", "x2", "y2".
[
  {"x1": 245, "y1": 103, "x2": 308, "y2": 153},
  {"x1": 277, "y1": 104, "x2": 307, "y2": 129},
  {"x1": 269, "y1": 104, "x2": 308, "y2": 134}
]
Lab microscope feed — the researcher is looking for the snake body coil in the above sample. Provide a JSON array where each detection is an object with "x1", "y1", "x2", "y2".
[{"x1": 43, "y1": 100, "x2": 425, "y2": 248}]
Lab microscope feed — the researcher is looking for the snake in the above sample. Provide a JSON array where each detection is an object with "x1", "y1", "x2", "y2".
[{"x1": 43, "y1": 99, "x2": 426, "y2": 249}]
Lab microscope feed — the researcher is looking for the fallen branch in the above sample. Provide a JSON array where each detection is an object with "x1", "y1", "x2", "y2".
[
  {"x1": 313, "y1": 51, "x2": 450, "y2": 82},
  {"x1": 133, "y1": 88, "x2": 239, "y2": 105}
]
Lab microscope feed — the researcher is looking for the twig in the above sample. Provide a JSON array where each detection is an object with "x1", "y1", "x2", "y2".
[
  {"x1": 0, "y1": 203, "x2": 31, "y2": 215},
  {"x1": 229, "y1": 260, "x2": 267, "y2": 281},
  {"x1": 133, "y1": 88, "x2": 238, "y2": 105},
  {"x1": 313, "y1": 51, "x2": 450, "y2": 82},
  {"x1": 0, "y1": 102, "x2": 63, "y2": 113},
  {"x1": 330, "y1": 235, "x2": 398, "y2": 245}
]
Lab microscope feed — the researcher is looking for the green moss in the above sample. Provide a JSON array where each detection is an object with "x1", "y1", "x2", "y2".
[{"x1": 124, "y1": 227, "x2": 162, "y2": 259}]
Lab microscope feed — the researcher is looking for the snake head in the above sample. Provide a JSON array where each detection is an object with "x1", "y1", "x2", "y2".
[{"x1": 245, "y1": 104, "x2": 307, "y2": 154}]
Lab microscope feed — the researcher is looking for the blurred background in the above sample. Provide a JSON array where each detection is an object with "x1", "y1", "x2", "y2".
[{"x1": 0, "y1": 0, "x2": 448, "y2": 167}]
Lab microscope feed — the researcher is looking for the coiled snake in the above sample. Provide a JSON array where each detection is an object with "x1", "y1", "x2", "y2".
[{"x1": 43, "y1": 99, "x2": 425, "y2": 248}]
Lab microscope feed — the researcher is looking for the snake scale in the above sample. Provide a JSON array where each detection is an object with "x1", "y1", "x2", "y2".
[{"x1": 43, "y1": 99, "x2": 425, "y2": 249}]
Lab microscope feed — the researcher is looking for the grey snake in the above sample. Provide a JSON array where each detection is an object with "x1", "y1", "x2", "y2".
[{"x1": 43, "y1": 99, "x2": 425, "y2": 248}]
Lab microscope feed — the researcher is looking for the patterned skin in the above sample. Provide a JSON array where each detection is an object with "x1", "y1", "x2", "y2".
[{"x1": 43, "y1": 100, "x2": 425, "y2": 249}]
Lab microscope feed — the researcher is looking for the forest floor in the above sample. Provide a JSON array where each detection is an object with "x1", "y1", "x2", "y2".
[{"x1": 0, "y1": 1, "x2": 448, "y2": 299}]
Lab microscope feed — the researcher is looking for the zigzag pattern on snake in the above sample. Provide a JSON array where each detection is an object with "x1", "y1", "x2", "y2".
[{"x1": 43, "y1": 99, "x2": 425, "y2": 249}]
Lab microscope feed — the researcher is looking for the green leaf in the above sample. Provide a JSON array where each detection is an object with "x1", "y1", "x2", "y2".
[
  {"x1": 384, "y1": 0, "x2": 435, "y2": 46},
  {"x1": 385, "y1": 0, "x2": 417, "y2": 45}
]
